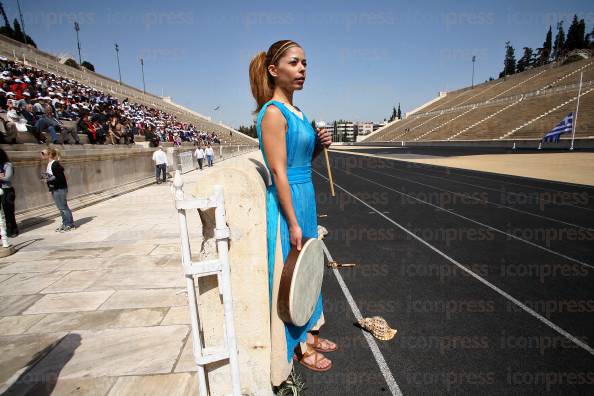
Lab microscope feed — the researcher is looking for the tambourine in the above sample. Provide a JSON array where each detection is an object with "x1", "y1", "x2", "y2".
[{"x1": 277, "y1": 237, "x2": 324, "y2": 326}]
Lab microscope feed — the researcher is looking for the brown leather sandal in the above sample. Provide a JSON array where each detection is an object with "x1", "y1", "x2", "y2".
[
  {"x1": 308, "y1": 334, "x2": 338, "y2": 353},
  {"x1": 294, "y1": 346, "x2": 332, "y2": 372}
]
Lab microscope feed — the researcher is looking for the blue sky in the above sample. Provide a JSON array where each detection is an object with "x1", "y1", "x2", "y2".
[{"x1": 6, "y1": 0, "x2": 593, "y2": 127}]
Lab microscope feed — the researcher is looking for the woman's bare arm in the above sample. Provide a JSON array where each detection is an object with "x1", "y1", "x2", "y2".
[
  {"x1": 312, "y1": 127, "x2": 332, "y2": 159},
  {"x1": 261, "y1": 105, "x2": 303, "y2": 249}
]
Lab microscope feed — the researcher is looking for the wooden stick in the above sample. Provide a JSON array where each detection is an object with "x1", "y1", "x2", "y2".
[{"x1": 323, "y1": 147, "x2": 335, "y2": 197}]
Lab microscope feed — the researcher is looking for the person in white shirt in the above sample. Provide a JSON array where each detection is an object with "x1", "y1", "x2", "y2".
[
  {"x1": 152, "y1": 146, "x2": 168, "y2": 184},
  {"x1": 194, "y1": 146, "x2": 205, "y2": 170},
  {"x1": 205, "y1": 144, "x2": 215, "y2": 167}
]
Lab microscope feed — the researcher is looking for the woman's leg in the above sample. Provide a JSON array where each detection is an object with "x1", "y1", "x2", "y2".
[
  {"x1": 52, "y1": 189, "x2": 74, "y2": 228},
  {"x1": 1, "y1": 187, "x2": 18, "y2": 235}
]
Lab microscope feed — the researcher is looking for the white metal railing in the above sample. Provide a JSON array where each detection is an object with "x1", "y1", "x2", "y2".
[
  {"x1": 172, "y1": 171, "x2": 241, "y2": 396},
  {"x1": 177, "y1": 151, "x2": 194, "y2": 173}
]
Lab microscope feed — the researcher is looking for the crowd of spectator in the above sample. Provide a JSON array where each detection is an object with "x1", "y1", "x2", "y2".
[{"x1": 0, "y1": 58, "x2": 221, "y2": 147}]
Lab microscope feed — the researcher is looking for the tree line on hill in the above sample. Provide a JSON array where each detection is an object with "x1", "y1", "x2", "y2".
[
  {"x1": 0, "y1": 2, "x2": 35, "y2": 47},
  {"x1": 500, "y1": 14, "x2": 594, "y2": 78},
  {"x1": 0, "y1": 2, "x2": 95, "y2": 72},
  {"x1": 387, "y1": 103, "x2": 402, "y2": 123}
]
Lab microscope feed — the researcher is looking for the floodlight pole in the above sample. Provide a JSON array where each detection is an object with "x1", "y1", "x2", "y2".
[
  {"x1": 140, "y1": 58, "x2": 146, "y2": 93},
  {"x1": 471, "y1": 55, "x2": 476, "y2": 89},
  {"x1": 74, "y1": 22, "x2": 82, "y2": 65},
  {"x1": 16, "y1": 0, "x2": 27, "y2": 45},
  {"x1": 114, "y1": 43, "x2": 122, "y2": 84}
]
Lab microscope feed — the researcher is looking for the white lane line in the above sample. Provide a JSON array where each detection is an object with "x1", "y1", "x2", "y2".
[
  {"x1": 331, "y1": 150, "x2": 594, "y2": 212},
  {"x1": 392, "y1": 162, "x2": 594, "y2": 215},
  {"x1": 364, "y1": 166, "x2": 594, "y2": 231},
  {"x1": 331, "y1": 166, "x2": 594, "y2": 270},
  {"x1": 320, "y1": 242, "x2": 403, "y2": 396},
  {"x1": 314, "y1": 170, "x2": 594, "y2": 356}
]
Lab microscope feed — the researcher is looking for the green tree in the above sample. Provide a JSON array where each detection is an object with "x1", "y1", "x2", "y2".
[
  {"x1": 4, "y1": 16, "x2": 36, "y2": 47},
  {"x1": 517, "y1": 47, "x2": 533, "y2": 72},
  {"x1": 537, "y1": 25, "x2": 553, "y2": 65},
  {"x1": 81, "y1": 61, "x2": 95, "y2": 72},
  {"x1": 237, "y1": 123, "x2": 257, "y2": 138},
  {"x1": 587, "y1": 26, "x2": 594, "y2": 49},
  {"x1": 577, "y1": 18, "x2": 587, "y2": 48},
  {"x1": 0, "y1": 2, "x2": 11, "y2": 39},
  {"x1": 397, "y1": 103, "x2": 402, "y2": 120},
  {"x1": 552, "y1": 21, "x2": 565, "y2": 59},
  {"x1": 499, "y1": 41, "x2": 516, "y2": 78},
  {"x1": 388, "y1": 106, "x2": 397, "y2": 122},
  {"x1": 565, "y1": 15, "x2": 586, "y2": 51}
]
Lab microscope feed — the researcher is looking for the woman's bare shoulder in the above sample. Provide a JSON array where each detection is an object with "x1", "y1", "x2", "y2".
[{"x1": 261, "y1": 104, "x2": 286, "y2": 129}]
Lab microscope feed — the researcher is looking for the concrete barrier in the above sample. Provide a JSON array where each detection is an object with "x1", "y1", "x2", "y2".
[
  {"x1": 191, "y1": 152, "x2": 273, "y2": 396},
  {"x1": 5, "y1": 144, "x2": 257, "y2": 229}
]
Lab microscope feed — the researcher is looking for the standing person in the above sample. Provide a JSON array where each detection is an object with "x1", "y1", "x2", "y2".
[
  {"x1": 108, "y1": 115, "x2": 124, "y2": 144},
  {"x1": 0, "y1": 149, "x2": 18, "y2": 237},
  {"x1": 194, "y1": 145, "x2": 205, "y2": 170},
  {"x1": 249, "y1": 40, "x2": 335, "y2": 385},
  {"x1": 41, "y1": 148, "x2": 75, "y2": 232},
  {"x1": 152, "y1": 146, "x2": 168, "y2": 184},
  {"x1": 205, "y1": 144, "x2": 214, "y2": 167}
]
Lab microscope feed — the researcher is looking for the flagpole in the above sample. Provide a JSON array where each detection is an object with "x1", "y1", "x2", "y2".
[{"x1": 570, "y1": 71, "x2": 583, "y2": 151}]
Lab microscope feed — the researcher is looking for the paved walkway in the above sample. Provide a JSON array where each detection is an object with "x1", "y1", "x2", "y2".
[{"x1": 0, "y1": 168, "x2": 210, "y2": 395}]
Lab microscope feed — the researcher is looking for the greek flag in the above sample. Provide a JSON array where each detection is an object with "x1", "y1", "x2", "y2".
[{"x1": 542, "y1": 113, "x2": 573, "y2": 143}]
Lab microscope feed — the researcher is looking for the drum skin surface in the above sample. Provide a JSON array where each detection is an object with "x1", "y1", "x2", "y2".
[{"x1": 278, "y1": 238, "x2": 324, "y2": 326}]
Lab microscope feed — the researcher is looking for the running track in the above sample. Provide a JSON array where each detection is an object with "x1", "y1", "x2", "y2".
[{"x1": 296, "y1": 149, "x2": 594, "y2": 395}]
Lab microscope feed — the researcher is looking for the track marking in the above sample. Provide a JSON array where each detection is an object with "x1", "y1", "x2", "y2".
[
  {"x1": 314, "y1": 169, "x2": 594, "y2": 356},
  {"x1": 330, "y1": 165, "x2": 594, "y2": 270},
  {"x1": 363, "y1": 166, "x2": 594, "y2": 231},
  {"x1": 321, "y1": 242, "x2": 403, "y2": 396},
  {"x1": 331, "y1": 150, "x2": 594, "y2": 212}
]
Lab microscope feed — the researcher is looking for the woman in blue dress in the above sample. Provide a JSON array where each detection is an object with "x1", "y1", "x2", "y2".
[{"x1": 249, "y1": 40, "x2": 336, "y2": 384}]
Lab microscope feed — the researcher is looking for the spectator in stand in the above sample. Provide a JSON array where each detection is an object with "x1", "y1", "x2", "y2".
[
  {"x1": 0, "y1": 59, "x2": 242, "y2": 148},
  {"x1": 20, "y1": 102, "x2": 46, "y2": 143},
  {"x1": 144, "y1": 125, "x2": 160, "y2": 147},
  {"x1": 108, "y1": 114, "x2": 125, "y2": 144},
  {"x1": 35, "y1": 105, "x2": 64, "y2": 144},
  {"x1": 0, "y1": 149, "x2": 18, "y2": 237},
  {"x1": 0, "y1": 89, "x2": 7, "y2": 111},
  {"x1": 78, "y1": 113, "x2": 97, "y2": 144},
  {"x1": 4, "y1": 99, "x2": 27, "y2": 143},
  {"x1": 152, "y1": 146, "x2": 168, "y2": 184},
  {"x1": 41, "y1": 148, "x2": 75, "y2": 232},
  {"x1": 194, "y1": 145, "x2": 205, "y2": 170},
  {"x1": 32, "y1": 97, "x2": 45, "y2": 115},
  {"x1": 205, "y1": 144, "x2": 214, "y2": 167},
  {"x1": 124, "y1": 118, "x2": 135, "y2": 144}
]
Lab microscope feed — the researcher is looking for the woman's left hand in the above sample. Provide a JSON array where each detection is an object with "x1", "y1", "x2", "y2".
[{"x1": 315, "y1": 127, "x2": 332, "y2": 149}]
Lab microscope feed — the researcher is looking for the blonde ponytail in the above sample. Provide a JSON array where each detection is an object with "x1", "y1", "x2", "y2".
[
  {"x1": 44, "y1": 148, "x2": 60, "y2": 160},
  {"x1": 249, "y1": 51, "x2": 274, "y2": 115},
  {"x1": 249, "y1": 40, "x2": 301, "y2": 115}
]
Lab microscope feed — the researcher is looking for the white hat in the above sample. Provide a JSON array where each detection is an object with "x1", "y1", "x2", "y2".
[{"x1": 6, "y1": 92, "x2": 15, "y2": 96}]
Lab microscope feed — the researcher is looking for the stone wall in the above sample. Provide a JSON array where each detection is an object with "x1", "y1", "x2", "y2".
[
  {"x1": 5, "y1": 144, "x2": 256, "y2": 229},
  {"x1": 190, "y1": 153, "x2": 273, "y2": 396}
]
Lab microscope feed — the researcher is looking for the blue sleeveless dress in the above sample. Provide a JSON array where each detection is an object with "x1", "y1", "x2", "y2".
[{"x1": 256, "y1": 99, "x2": 324, "y2": 362}]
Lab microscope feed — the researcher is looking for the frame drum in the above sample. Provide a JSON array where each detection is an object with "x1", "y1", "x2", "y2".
[{"x1": 278, "y1": 237, "x2": 324, "y2": 326}]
